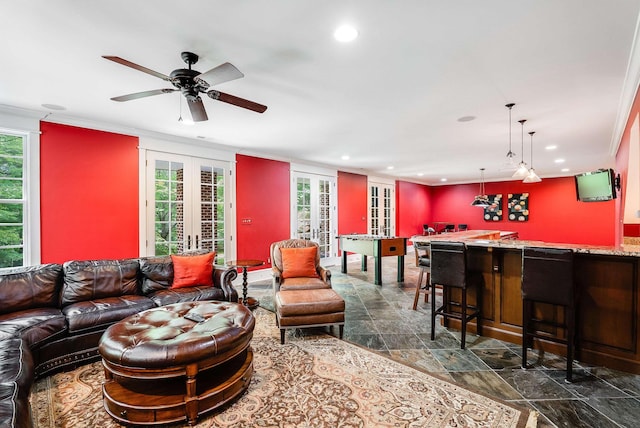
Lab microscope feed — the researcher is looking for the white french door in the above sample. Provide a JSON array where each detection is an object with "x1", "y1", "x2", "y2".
[
  {"x1": 145, "y1": 151, "x2": 231, "y2": 264},
  {"x1": 291, "y1": 172, "x2": 337, "y2": 261},
  {"x1": 369, "y1": 181, "x2": 395, "y2": 236}
]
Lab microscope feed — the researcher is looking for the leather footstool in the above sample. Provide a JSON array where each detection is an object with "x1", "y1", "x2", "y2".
[
  {"x1": 275, "y1": 288, "x2": 345, "y2": 344},
  {"x1": 98, "y1": 301, "x2": 255, "y2": 426}
]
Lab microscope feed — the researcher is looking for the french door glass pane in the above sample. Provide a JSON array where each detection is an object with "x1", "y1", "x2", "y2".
[
  {"x1": 200, "y1": 165, "x2": 225, "y2": 264},
  {"x1": 154, "y1": 160, "x2": 185, "y2": 256},
  {"x1": 0, "y1": 133, "x2": 25, "y2": 267},
  {"x1": 370, "y1": 185, "x2": 379, "y2": 234},
  {"x1": 296, "y1": 178, "x2": 311, "y2": 240},
  {"x1": 318, "y1": 179, "x2": 331, "y2": 258}
]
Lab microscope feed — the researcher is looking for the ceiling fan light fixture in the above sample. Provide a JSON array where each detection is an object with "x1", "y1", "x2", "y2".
[
  {"x1": 103, "y1": 53, "x2": 267, "y2": 120},
  {"x1": 178, "y1": 115, "x2": 194, "y2": 126}
]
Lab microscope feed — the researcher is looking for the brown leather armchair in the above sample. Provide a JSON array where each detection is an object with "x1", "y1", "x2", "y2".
[
  {"x1": 270, "y1": 239, "x2": 331, "y2": 293},
  {"x1": 270, "y1": 239, "x2": 343, "y2": 344}
]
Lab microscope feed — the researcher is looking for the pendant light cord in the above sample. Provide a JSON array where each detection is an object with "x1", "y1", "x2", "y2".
[
  {"x1": 518, "y1": 119, "x2": 527, "y2": 163},
  {"x1": 529, "y1": 131, "x2": 536, "y2": 167}
]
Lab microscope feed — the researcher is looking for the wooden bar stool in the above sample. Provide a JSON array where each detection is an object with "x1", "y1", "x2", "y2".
[
  {"x1": 430, "y1": 241, "x2": 481, "y2": 349},
  {"x1": 521, "y1": 247, "x2": 575, "y2": 382},
  {"x1": 412, "y1": 241, "x2": 430, "y2": 310}
]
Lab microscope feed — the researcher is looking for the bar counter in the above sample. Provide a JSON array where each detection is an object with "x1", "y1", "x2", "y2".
[{"x1": 411, "y1": 231, "x2": 640, "y2": 374}]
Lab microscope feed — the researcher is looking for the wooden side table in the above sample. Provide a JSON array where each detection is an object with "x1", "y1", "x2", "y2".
[{"x1": 227, "y1": 259, "x2": 264, "y2": 310}]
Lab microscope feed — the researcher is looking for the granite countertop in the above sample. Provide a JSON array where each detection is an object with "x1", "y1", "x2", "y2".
[{"x1": 411, "y1": 232, "x2": 640, "y2": 257}]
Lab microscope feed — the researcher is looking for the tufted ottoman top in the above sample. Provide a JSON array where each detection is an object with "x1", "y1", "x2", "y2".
[{"x1": 98, "y1": 301, "x2": 255, "y2": 369}]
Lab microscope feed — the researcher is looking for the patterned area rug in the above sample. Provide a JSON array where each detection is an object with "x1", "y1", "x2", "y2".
[{"x1": 30, "y1": 308, "x2": 536, "y2": 427}]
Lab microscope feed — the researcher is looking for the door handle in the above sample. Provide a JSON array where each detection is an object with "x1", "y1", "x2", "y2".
[
  {"x1": 195, "y1": 235, "x2": 199, "y2": 249},
  {"x1": 187, "y1": 235, "x2": 191, "y2": 249}
]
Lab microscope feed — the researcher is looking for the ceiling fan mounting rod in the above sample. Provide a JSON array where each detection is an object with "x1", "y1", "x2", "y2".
[{"x1": 181, "y1": 51, "x2": 199, "y2": 68}]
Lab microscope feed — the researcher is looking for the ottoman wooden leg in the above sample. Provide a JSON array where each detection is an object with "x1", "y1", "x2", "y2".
[{"x1": 280, "y1": 329, "x2": 285, "y2": 344}]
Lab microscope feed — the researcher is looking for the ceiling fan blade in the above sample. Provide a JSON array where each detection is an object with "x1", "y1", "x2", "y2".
[
  {"x1": 207, "y1": 90, "x2": 267, "y2": 113},
  {"x1": 196, "y1": 62, "x2": 244, "y2": 86},
  {"x1": 110, "y1": 88, "x2": 177, "y2": 102},
  {"x1": 102, "y1": 56, "x2": 171, "y2": 81},
  {"x1": 188, "y1": 97, "x2": 208, "y2": 122}
]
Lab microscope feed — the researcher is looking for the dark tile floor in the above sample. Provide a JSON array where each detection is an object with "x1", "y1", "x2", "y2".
[{"x1": 246, "y1": 256, "x2": 640, "y2": 428}]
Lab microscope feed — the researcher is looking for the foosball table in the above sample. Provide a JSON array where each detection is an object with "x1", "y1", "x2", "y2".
[{"x1": 338, "y1": 234, "x2": 407, "y2": 285}]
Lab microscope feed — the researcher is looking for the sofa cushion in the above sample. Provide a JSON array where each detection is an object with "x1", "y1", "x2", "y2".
[
  {"x1": 139, "y1": 255, "x2": 173, "y2": 295},
  {"x1": 0, "y1": 264, "x2": 62, "y2": 315},
  {"x1": 61, "y1": 259, "x2": 141, "y2": 307},
  {"x1": 62, "y1": 295, "x2": 155, "y2": 334},
  {"x1": 279, "y1": 276, "x2": 331, "y2": 291},
  {"x1": 0, "y1": 309, "x2": 67, "y2": 349},
  {"x1": 170, "y1": 252, "x2": 214, "y2": 289},
  {"x1": 146, "y1": 286, "x2": 227, "y2": 307}
]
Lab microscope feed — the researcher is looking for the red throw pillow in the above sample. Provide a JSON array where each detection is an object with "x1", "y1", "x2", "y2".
[
  {"x1": 170, "y1": 252, "x2": 215, "y2": 289},
  {"x1": 281, "y1": 246, "x2": 319, "y2": 279}
]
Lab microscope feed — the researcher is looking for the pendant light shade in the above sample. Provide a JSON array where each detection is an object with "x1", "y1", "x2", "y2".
[
  {"x1": 512, "y1": 119, "x2": 529, "y2": 178},
  {"x1": 471, "y1": 168, "x2": 490, "y2": 207},
  {"x1": 523, "y1": 131, "x2": 542, "y2": 183},
  {"x1": 504, "y1": 103, "x2": 517, "y2": 168}
]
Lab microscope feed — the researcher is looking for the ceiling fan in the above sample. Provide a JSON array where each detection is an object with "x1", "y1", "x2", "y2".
[{"x1": 103, "y1": 51, "x2": 267, "y2": 122}]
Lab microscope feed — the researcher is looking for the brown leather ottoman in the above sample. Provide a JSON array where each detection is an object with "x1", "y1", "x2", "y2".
[
  {"x1": 275, "y1": 288, "x2": 345, "y2": 344},
  {"x1": 98, "y1": 301, "x2": 255, "y2": 426}
]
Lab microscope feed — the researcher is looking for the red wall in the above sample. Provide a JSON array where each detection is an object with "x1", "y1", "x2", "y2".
[
  {"x1": 235, "y1": 154, "x2": 290, "y2": 267},
  {"x1": 337, "y1": 171, "x2": 368, "y2": 235},
  {"x1": 396, "y1": 180, "x2": 431, "y2": 241},
  {"x1": 616, "y1": 85, "x2": 640, "y2": 243},
  {"x1": 430, "y1": 176, "x2": 615, "y2": 245},
  {"x1": 40, "y1": 122, "x2": 139, "y2": 262}
]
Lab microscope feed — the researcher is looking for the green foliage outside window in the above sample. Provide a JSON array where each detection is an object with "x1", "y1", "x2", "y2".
[{"x1": 0, "y1": 133, "x2": 24, "y2": 267}]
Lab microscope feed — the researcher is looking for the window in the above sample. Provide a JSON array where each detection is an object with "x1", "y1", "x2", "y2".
[{"x1": 0, "y1": 131, "x2": 26, "y2": 267}]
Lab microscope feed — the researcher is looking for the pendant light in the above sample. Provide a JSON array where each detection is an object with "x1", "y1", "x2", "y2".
[
  {"x1": 523, "y1": 131, "x2": 542, "y2": 183},
  {"x1": 504, "y1": 103, "x2": 517, "y2": 167},
  {"x1": 471, "y1": 168, "x2": 490, "y2": 207},
  {"x1": 512, "y1": 119, "x2": 529, "y2": 178}
]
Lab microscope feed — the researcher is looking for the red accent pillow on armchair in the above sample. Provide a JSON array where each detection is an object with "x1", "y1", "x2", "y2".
[
  {"x1": 281, "y1": 246, "x2": 320, "y2": 279},
  {"x1": 170, "y1": 252, "x2": 215, "y2": 289}
]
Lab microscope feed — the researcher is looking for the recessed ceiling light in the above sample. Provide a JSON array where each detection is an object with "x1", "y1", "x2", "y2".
[
  {"x1": 457, "y1": 116, "x2": 476, "y2": 122},
  {"x1": 417, "y1": 173, "x2": 424, "y2": 177},
  {"x1": 41, "y1": 103, "x2": 66, "y2": 111},
  {"x1": 440, "y1": 178, "x2": 447, "y2": 182},
  {"x1": 341, "y1": 155, "x2": 350, "y2": 160},
  {"x1": 561, "y1": 168, "x2": 570, "y2": 172},
  {"x1": 334, "y1": 25, "x2": 358, "y2": 42},
  {"x1": 545, "y1": 145, "x2": 557, "y2": 150},
  {"x1": 386, "y1": 166, "x2": 394, "y2": 170},
  {"x1": 554, "y1": 158, "x2": 565, "y2": 164}
]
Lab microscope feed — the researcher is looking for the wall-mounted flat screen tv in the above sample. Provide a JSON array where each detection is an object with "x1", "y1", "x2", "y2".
[{"x1": 574, "y1": 168, "x2": 617, "y2": 202}]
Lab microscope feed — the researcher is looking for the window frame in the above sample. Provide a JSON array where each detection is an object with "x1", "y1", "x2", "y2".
[{"x1": 0, "y1": 126, "x2": 38, "y2": 267}]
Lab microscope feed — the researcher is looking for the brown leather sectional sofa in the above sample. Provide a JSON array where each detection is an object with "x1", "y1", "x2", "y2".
[{"x1": 0, "y1": 256, "x2": 238, "y2": 428}]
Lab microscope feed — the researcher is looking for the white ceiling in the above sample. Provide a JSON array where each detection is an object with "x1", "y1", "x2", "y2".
[{"x1": 2, "y1": 1, "x2": 639, "y2": 184}]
